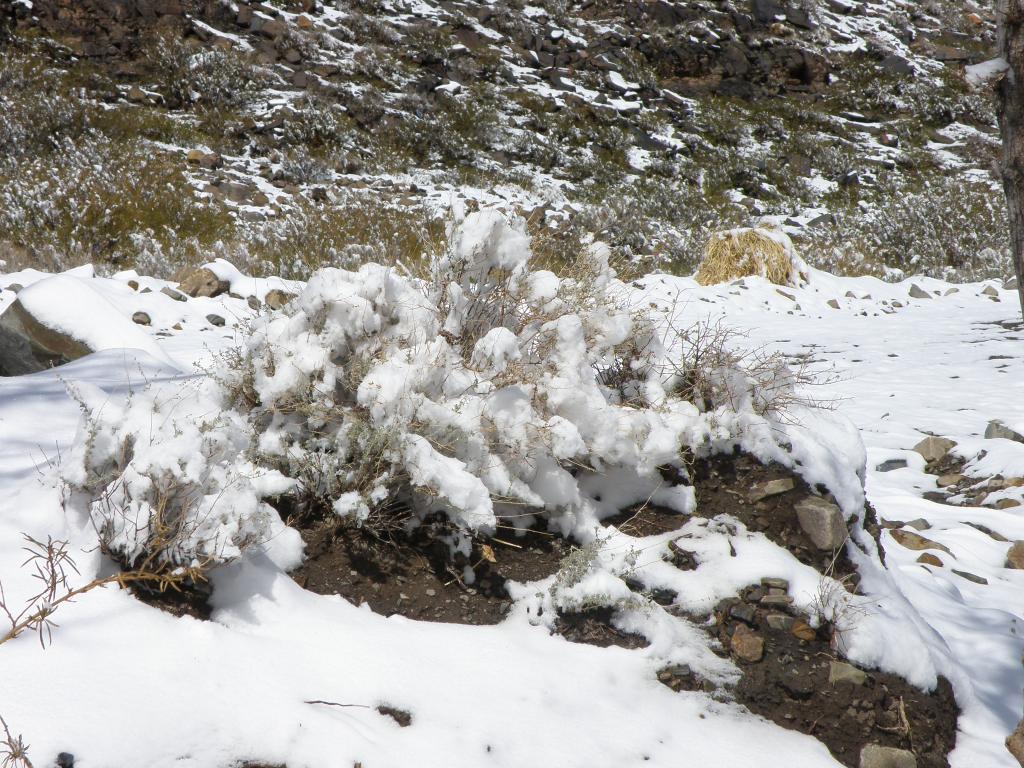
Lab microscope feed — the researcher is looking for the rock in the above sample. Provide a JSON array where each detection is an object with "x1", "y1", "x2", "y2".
[
  {"x1": 908, "y1": 284, "x2": 932, "y2": 299},
  {"x1": 206, "y1": 313, "x2": 226, "y2": 327},
  {"x1": 127, "y1": 84, "x2": 147, "y2": 102},
  {"x1": 952, "y1": 569, "x2": 987, "y2": 585},
  {"x1": 1007, "y1": 276, "x2": 1019, "y2": 290},
  {"x1": 827, "y1": 298, "x2": 840, "y2": 309},
  {"x1": 986, "y1": 420, "x2": 1024, "y2": 444},
  {"x1": 859, "y1": 744, "x2": 917, "y2": 768},
  {"x1": 56, "y1": 753, "x2": 75, "y2": 768},
  {"x1": 751, "y1": 0, "x2": 785, "y2": 24},
  {"x1": 880, "y1": 54, "x2": 913, "y2": 75},
  {"x1": 748, "y1": 477, "x2": 795, "y2": 502},
  {"x1": 730, "y1": 603, "x2": 757, "y2": 624},
  {"x1": 264, "y1": 289, "x2": 296, "y2": 310},
  {"x1": 247, "y1": 295, "x2": 262, "y2": 310},
  {"x1": 1007, "y1": 717, "x2": 1024, "y2": 766},
  {"x1": 160, "y1": 286, "x2": 188, "y2": 302},
  {"x1": 996, "y1": 499, "x2": 1022, "y2": 509},
  {"x1": 913, "y1": 436, "x2": 956, "y2": 463},
  {"x1": 780, "y1": 671, "x2": 814, "y2": 699},
  {"x1": 917, "y1": 552, "x2": 943, "y2": 567},
  {"x1": 765, "y1": 613, "x2": 794, "y2": 631},
  {"x1": 0, "y1": 298, "x2": 92, "y2": 375},
  {"x1": 1005, "y1": 541, "x2": 1024, "y2": 569},
  {"x1": 132, "y1": 311, "x2": 151, "y2": 326},
  {"x1": 937, "y1": 473, "x2": 964, "y2": 487},
  {"x1": 794, "y1": 496, "x2": 847, "y2": 550},
  {"x1": 790, "y1": 620, "x2": 816, "y2": 641},
  {"x1": 760, "y1": 594, "x2": 794, "y2": 608},
  {"x1": 889, "y1": 529, "x2": 951, "y2": 554},
  {"x1": 186, "y1": 148, "x2": 205, "y2": 164},
  {"x1": 876, "y1": 459, "x2": 908, "y2": 472},
  {"x1": 760, "y1": 577, "x2": 789, "y2": 591},
  {"x1": 982, "y1": 284, "x2": 1000, "y2": 297},
  {"x1": 176, "y1": 267, "x2": 229, "y2": 298},
  {"x1": 730, "y1": 624, "x2": 764, "y2": 662},
  {"x1": 829, "y1": 661, "x2": 867, "y2": 686}
]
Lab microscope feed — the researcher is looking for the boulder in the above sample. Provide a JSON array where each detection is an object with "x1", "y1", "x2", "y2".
[
  {"x1": 908, "y1": 283, "x2": 932, "y2": 299},
  {"x1": 1006, "y1": 541, "x2": 1024, "y2": 570},
  {"x1": 794, "y1": 496, "x2": 847, "y2": 550},
  {"x1": 175, "y1": 267, "x2": 229, "y2": 298},
  {"x1": 264, "y1": 289, "x2": 296, "y2": 310},
  {"x1": 0, "y1": 298, "x2": 92, "y2": 375}
]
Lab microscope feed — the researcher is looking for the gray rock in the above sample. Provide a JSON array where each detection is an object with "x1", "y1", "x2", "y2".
[
  {"x1": 860, "y1": 744, "x2": 916, "y2": 768},
  {"x1": 751, "y1": 0, "x2": 785, "y2": 24},
  {"x1": 1007, "y1": 276, "x2": 1019, "y2": 290},
  {"x1": 760, "y1": 577, "x2": 789, "y2": 591},
  {"x1": 827, "y1": 298, "x2": 841, "y2": 309},
  {"x1": 952, "y1": 569, "x2": 988, "y2": 585},
  {"x1": 748, "y1": 477, "x2": 795, "y2": 502},
  {"x1": 795, "y1": 496, "x2": 848, "y2": 550},
  {"x1": 206, "y1": 314, "x2": 226, "y2": 327},
  {"x1": 0, "y1": 298, "x2": 93, "y2": 375},
  {"x1": 132, "y1": 311, "x2": 151, "y2": 326},
  {"x1": 765, "y1": 613, "x2": 794, "y2": 631},
  {"x1": 160, "y1": 286, "x2": 187, "y2": 302},
  {"x1": 829, "y1": 660, "x2": 867, "y2": 686},
  {"x1": 913, "y1": 436, "x2": 955, "y2": 463},
  {"x1": 876, "y1": 459, "x2": 908, "y2": 472},
  {"x1": 880, "y1": 54, "x2": 913, "y2": 75},
  {"x1": 908, "y1": 284, "x2": 932, "y2": 299},
  {"x1": 982, "y1": 284, "x2": 1000, "y2": 297},
  {"x1": 986, "y1": 420, "x2": 1024, "y2": 444}
]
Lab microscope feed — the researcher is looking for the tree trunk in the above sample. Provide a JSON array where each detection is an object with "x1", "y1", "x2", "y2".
[{"x1": 998, "y1": 0, "x2": 1024, "y2": 317}]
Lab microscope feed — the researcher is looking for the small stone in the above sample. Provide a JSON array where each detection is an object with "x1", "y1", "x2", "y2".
[
  {"x1": 917, "y1": 552, "x2": 943, "y2": 567},
  {"x1": 760, "y1": 594, "x2": 794, "y2": 608},
  {"x1": 913, "y1": 436, "x2": 956, "y2": 463},
  {"x1": 908, "y1": 284, "x2": 932, "y2": 299},
  {"x1": 1006, "y1": 717, "x2": 1024, "y2": 766},
  {"x1": 131, "y1": 311, "x2": 151, "y2": 326},
  {"x1": 425, "y1": 588, "x2": 437, "y2": 597},
  {"x1": 827, "y1": 298, "x2": 841, "y2": 309},
  {"x1": 730, "y1": 624, "x2": 764, "y2": 662},
  {"x1": 904, "y1": 518, "x2": 931, "y2": 531},
  {"x1": 760, "y1": 577, "x2": 789, "y2": 591},
  {"x1": 937, "y1": 473, "x2": 965, "y2": 487},
  {"x1": 765, "y1": 613, "x2": 795, "y2": 631},
  {"x1": 1005, "y1": 541, "x2": 1024, "y2": 570},
  {"x1": 748, "y1": 477, "x2": 795, "y2": 502},
  {"x1": 729, "y1": 603, "x2": 757, "y2": 624},
  {"x1": 56, "y1": 753, "x2": 75, "y2": 768},
  {"x1": 265, "y1": 289, "x2": 296, "y2": 310},
  {"x1": 127, "y1": 280, "x2": 139, "y2": 291},
  {"x1": 982, "y1": 284, "x2": 1000, "y2": 297},
  {"x1": 951, "y1": 569, "x2": 987, "y2": 585},
  {"x1": 206, "y1": 314, "x2": 226, "y2": 327},
  {"x1": 791, "y1": 620, "x2": 816, "y2": 641},
  {"x1": 859, "y1": 744, "x2": 917, "y2": 768},
  {"x1": 876, "y1": 459, "x2": 908, "y2": 472},
  {"x1": 296, "y1": 14, "x2": 314, "y2": 29},
  {"x1": 996, "y1": 499, "x2": 1022, "y2": 509},
  {"x1": 986, "y1": 420, "x2": 1024, "y2": 444},
  {"x1": 829, "y1": 660, "x2": 867, "y2": 686},
  {"x1": 889, "y1": 529, "x2": 951, "y2": 554},
  {"x1": 247, "y1": 295, "x2": 261, "y2": 310},
  {"x1": 794, "y1": 496, "x2": 848, "y2": 550},
  {"x1": 160, "y1": 286, "x2": 187, "y2": 302}
]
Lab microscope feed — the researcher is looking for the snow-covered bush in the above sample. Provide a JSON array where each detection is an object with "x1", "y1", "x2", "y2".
[
  {"x1": 220, "y1": 210, "x2": 691, "y2": 539},
  {"x1": 61, "y1": 381, "x2": 292, "y2": 573}
]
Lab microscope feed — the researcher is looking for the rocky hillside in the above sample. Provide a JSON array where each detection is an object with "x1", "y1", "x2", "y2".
[{"x1": 0, "y1": 0, "x2": 1007, "y2": 281}]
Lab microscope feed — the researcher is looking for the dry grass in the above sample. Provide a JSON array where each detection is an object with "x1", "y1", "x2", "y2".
[{"x1": 695, "y1": 228, "x2": 802, "y2": 287}]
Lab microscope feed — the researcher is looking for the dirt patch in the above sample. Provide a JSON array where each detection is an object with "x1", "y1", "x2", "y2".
[
  {"x1": 376, "y1": 704, "x2": 412, "y2": 727},
  {"x1": 554, "y1": 607, "x2": 649, "y2": 649},
  {"x1": 603, "y1": 503, "x2": 690, "y2": 537},
  {"x1": 697, "y1": 586, "x2": 958, "y2": 768},
  {"x1": 126, "y1": 578, "x2": 211, "y2": 620},
  {"x1": 289, "y1": 518, "x2": 566, "y2": 625},
  {"x1": 690, "y1": 453, "x2": 860, "y2": 584}
]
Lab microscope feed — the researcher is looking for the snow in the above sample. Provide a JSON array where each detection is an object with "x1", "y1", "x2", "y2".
[{"x1": 2, "y1": 233, "x2": 1024, "y2": 765}]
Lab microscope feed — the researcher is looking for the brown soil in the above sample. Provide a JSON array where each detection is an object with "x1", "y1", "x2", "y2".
[
  {"x1": 696, "y1": 586, "x2": 958, "y2": 768},
  {"x1": 690, "y1": 452, "x2": 861, "y2": 584},
  {"x1": 126, "y1": 577, "x2": 212, "y2": 620},
  {"x1": 289, "y1": 518, "x2": 566, "y2": 625},
  {"x1": 555, "y1": 607, "x2": 649, "y2": 649}
]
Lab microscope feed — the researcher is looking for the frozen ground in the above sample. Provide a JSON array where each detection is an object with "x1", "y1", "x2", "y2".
[{"x1": 1, "y1": 262, "x2": 1023, "y2": 767}]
